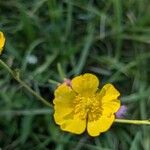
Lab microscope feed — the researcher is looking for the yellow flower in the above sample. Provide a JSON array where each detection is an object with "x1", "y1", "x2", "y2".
[
  {"x1": 0, "y1": 31, "x2": 5, "y2": 55},
  {"x1": 53, "y1": 73, "x2": 121, "y2": 136}
]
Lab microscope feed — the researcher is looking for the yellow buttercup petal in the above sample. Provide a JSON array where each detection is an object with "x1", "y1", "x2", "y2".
[
  {"x1": 102, "y1": 99, "x2": 121, "y2": 115},
  {"x1": 60, "y1": 116, "x2": 86, "y2": 134},
  {"x1": 54, "y1": 103, "x2": 73, "y2": 125},
  {"x1": 53, "y1": 84, "x2": 76, "y2": 124},
  {"x1": 87, "y1": 115, "x2": 115, "y2": 137},
  {"x1": 99, "y1": 84, "x2": 120, "y2": 102},
  {"x1": 99, "y1": 84, "x2": 121, "y2": 114},
  {"x1": 54, "y1": 83, "x2": 76, "y2": 104},
  {"x1": 0, "y1": 31, "x2": 5, "y2": 54},
  {"x1": 71, "y1": 73, "x2": 99, "y2": 95}
]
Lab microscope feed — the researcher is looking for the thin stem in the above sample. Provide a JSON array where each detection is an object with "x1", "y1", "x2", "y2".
[
  {"x1": 115, "y1": 119, "x2": 150, "y2": 125},
  {"x1": 0, "y1": 59, "x2": 14, "y2": 75},
  {"x1": 0, "y1": 109, "x2": 52, "y2": 116},
  {"x1": 17, "y1": 78, "x2": 52, "y2": 107},
  {"x1": 0, "y1": 59, "x2": 53, "y2": 107}
]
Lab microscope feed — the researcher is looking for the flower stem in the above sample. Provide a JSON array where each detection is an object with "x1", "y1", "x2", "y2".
[
  {"x1": 0, "y1": 59, "x2": 52, "y2": 107},
  {"x1": 0, "y1": 59, "x2": 14, "y2": 75},
  {"x1": 115, "y1": 119, "x2": 150, "y2": 125}
]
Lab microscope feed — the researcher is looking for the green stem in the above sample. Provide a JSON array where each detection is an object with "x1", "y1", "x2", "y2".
[
  {"x1": 0, "y1": 59, "x2": 52, "y2": 107},
  {"x1": 0, "y1": 59, "x2": 14, "y2": 75},
  {"x1": 17, "y1": 78, "x2": 52, "y2": 107},
  {"x1": 115, "y1": 119, "x2": 150, "y2": 125}
]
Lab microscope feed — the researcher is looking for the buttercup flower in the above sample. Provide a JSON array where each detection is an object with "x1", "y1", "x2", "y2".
[
  {"x1": 0, "y1": 31, "x2": 5, "y2": 54},
  {"x1": 53, "y1": 73, "x2": 121, "y2": 136}
]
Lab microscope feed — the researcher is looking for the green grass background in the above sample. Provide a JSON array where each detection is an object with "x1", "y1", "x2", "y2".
[{"x1": 0, "y1": 0, "x2": 150, "y2": 149}]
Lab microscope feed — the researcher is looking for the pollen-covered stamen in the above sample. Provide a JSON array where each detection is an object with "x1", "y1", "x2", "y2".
[{"x1": 73, "y1": 94, "x2": 102, "y2": 121}]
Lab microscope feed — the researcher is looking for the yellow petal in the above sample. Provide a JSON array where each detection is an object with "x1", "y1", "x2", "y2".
[
  {"x1": 87, "y1": 115, "x2": 115, "y2": 137},
  {"x1": 53, "y1": 84, "x2": 76, "y2": 124},
  {"x1": 102, "y1": 99, "x2": 121, "y2": 114},
  {"x1": 60, "y1": 116, "x2": 86, "y2": 134},
  {"x1": 99, "y1": 84, "x2": 121, "y2": 113},
  {"x1": 0, "y1": 32, "x2": 5, "y2": 54},
  {"x1": 72, "y1": 73, "x2": 99, "y2": 95},
  {"x1": 99, "y1": 84, "x2": 120, "y2": 102},
  {"x1": 54, "y1": 104, "x2": 73, "y2": 125},
  {"x1": 54, "y1": 83, "x2": 76, "y2": 103},
  {"x1": 97, "y1": 84, "x2": 121, "y2": 115}
]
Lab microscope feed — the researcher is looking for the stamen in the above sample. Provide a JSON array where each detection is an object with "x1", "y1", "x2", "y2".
[{"x1": 73, "y1": 94, "x2": 102, "y2": 121}]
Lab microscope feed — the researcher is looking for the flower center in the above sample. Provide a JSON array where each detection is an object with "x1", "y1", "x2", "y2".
[{"x1": 73, "y1": 94, "x2": 102, "y2": 122}]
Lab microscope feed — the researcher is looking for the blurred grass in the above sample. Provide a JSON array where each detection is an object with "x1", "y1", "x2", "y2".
[{"x1": 0, "y1": 0, "x2": 150, "y2": 149}]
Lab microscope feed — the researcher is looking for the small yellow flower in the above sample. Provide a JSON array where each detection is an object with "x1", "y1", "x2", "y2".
[
  {"x1": 0, "y1": 31, "x2": 5, "y2": 55},
  {"x1": 53, "y1": 73, "x2": 121, "y2": 136}
]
